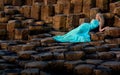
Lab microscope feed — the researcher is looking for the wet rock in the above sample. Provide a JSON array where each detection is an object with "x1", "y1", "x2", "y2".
[
  {"x1": 110, "y1": 1, "x2": 120, "y2": 13},
  {"x1": 7, "y1": 20, "x2": 21, "y2": 40},
  {"x1": 0, "y1": 50, "x2": 6, "y2": 57},
  {"x1": 1, "y1": 41, "x2": 17, "y2": 50},
  {"x1": 17, "y1": 60, "x2": 32, "y2": 68},
  {"x1": 53, "y1": 52, "x2": 64, "y2": 60},
  {"x1": 104, "y1": 27, "x2": 120, "y2": 37},
  {"x1": 0, "y1": 59, "x2": 6, "y2": 63},
  {"x1": 90, "y1": 32, "x2": 105, "y2": 41},
  {"x1": 38, "y1": 46, "x2": 65, "y2": 52},
  {"x1": 41, "y1": 37, "x2": 56, "y2": 44},
  {"x1": 0, "y1": 42, "x2": 9, "y2": 50},
  {"x1": 96, "y1": 0, "x2": 109, "y2": 12},
  {"x1": 49, "y1": 31, "x2": 66, "y2": 36},
  {"x1": 101, "y1": 61, "x2": 120, "y2": 72},
  {"x1": 54, "y1": 3, "x2": 64, "y2": 14},
  {"x1": 84, "y1": 47, "x2": 97, "y2": 54},
  {"x1": 105, "y1": 38, "x2": 120, "y2": 44},
  {"x1": 0, "y1": 63, "x2": 18, "y2": 69},
  {"x1": 9, "y1": 45, "x2": 23, "y2": 52},
  {"x1": 103, "y1": 13, "x2": 114, "y2": 26},
  {"x1": 53, "y1": 14, "x2": 67, "y2": 31},
  {"x1": 94, "y1": 67, "x2": 112, "y2": 75},
  {"x1": 21, "y1": 19, "x2": 35, "y2": 28},
  {"x1": 21, "y1": 44, "x2": 35, "y2": 51},
  {"x1": 65, "y1": 51, "x2": 85, "y2": 61},
  {"x1": 25, "y1": 61, "x2": 48, "y2": 70},
  {"x1": 110, "y1": 48, "x2": 120, "y2": 51},
  {"x1": 64, "y1": 60, "x2": 85, "y2": 73},
  {"x1": 40, "y1": 71, "x2": 51, "y2": 75},
  {"x1": 48, "y1": 60, "x2": 64, "y2": 71},
  {"x1": 51, "y1": 49, "x2": 68, "y2": 53},
  {"x1": 15, "y1": 28, "x2": 29, "y2": 40},
  {"x1": 44, "y1": 0, "x2": 57, "y2": 5},
  {"x1": 63, "y1": 3, "x2": 74, "y2": 15},
  {"x1": 32, "y1": 52, "x2": 53, "y2": 61},
  {"x1": 0, "y1": 23, "x2": 7, "y2": 30},
  {"x1": 20, "y1": 5, "x2": 31, "y2": 18},
  {"x1": 3, "y1": 69, "x2": 21, "y2": 75},
  {"x1": 72, "y1": 0, "x2": 83, "y2": 14},
  {"x1": 113, "y1": 15, "x2": 120, "y2": 27},
  {"x1": 83, "y1": 0, "x2": 95, "y2": 18},
  {"x1": 31, "y1": 2, "x2": 41, "y2": 20},
  {"x1": 66, "y1": 14, "x2": 81, "y2": 31},
  {"x1": 4, "y1": 6, "x2": 18, "y2": 15},
  {"x1": 2, "y1": 55, "x2": 18, "y2": 62},
  {"x1": 0, "y1": 0, "x2": 4, "y2": 9},
  {"x1": 109, "y1": 50, "x2": 120, "y2": 60},
  {"x1": 102, "y1": 44, "x2": 119, "y2": 48},
  {"x1": 113, "y1": 7, "x2": 120, "y2": 16},
  {"x1": 21, "y1": 68, "x2": 39, "y2": 75},
  {"x1": 95, "y1": 45, "x2": 109, "y2": 52},
  {"x1": 12, "y1": 0, "x2": 22, "y2": 6},
  {"x1": 86, "y1": 59, "x2": 103, "y2": 65},
  {"x1": 85, "y1": 53, "x2": 98, "y2": 59},
  {"x1": 69, "y1": 43, "x2": 88, "y2": 51},
  {"x1": 74, "y1": 64, "x2": 95, "y2": 75},
  {"x1": 97, "y1": 52, "x2": 116, "y2": 60},
  {"x1": 41, "y1": 5, "x2": 54, "y2": 21},
  {"x1": 0, "y1": 50, "x2": 14, "y2": 57},
  {"x1": 89, "y1": 41, "x2": 105, "y2": 46},
  {"x1": 79, "y1": 18, "x2": 89, "y2": 25},
  {"x1": 18, "y1": 51, "x2": 37, "y2": 60}
]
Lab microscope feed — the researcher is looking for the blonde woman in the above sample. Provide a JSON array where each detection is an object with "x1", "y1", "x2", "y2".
[{"x1": 53, "y1": 13, "x2": 108, "y2": 43}]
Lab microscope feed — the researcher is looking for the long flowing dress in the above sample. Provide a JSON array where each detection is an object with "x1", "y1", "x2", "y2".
[{"x1": 53, "y1": 19, "x2": 99, "y2": 43}]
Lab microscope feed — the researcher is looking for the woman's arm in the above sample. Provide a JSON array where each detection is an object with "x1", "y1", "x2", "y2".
[{"x1": 98, "y1": 15, "x2": 105, "y2": 32}]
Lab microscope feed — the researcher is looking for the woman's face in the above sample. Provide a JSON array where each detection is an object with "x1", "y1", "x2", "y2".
[{"x1": 96, "y1": 14, "x2": 99, "y2": 20}]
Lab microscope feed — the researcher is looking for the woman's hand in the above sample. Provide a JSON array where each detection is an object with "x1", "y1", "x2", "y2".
[
  {"x1": 99, "y1": 28, "x2": 105, "y2": 32},
  {"x1": 99, "y1": 26, "x2": 110, "y2": 32},
  {"x1": 104, "y1": 26, "x2": 110, "y2": 30}
]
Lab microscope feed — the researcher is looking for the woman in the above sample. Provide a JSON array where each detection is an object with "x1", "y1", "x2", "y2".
[{"x1": 53, "y1": 13, "x2": 109, "y2": 43}]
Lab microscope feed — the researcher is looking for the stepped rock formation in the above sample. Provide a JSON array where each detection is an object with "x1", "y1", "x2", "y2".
[{"x1": 0, "y1": 0, "x2": 120, "y2": 75}]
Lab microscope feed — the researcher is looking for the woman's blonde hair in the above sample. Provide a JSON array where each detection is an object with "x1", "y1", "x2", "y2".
[{"x1": 96, "y1": 13, "x2": 104, "y2": 27}]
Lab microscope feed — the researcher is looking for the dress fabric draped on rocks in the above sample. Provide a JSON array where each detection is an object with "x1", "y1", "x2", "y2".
[{"x1": 53, "y1": 19, "x2": 99, "y2": 43}]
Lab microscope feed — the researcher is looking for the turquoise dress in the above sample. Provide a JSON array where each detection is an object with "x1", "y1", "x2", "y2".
[{"x1": 53, "y1": 19, "x2": 99, "y2": 43}]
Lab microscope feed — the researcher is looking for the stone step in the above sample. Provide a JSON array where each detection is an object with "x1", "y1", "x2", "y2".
[
  {"x1": 21, "y1": 68, "x2": 40, "y2": 75},
  {"x1": 18, "y1": 50, "x2": 37, "y2": 60},
  {"x1": 104, "y1": 27, "x2": 120, "y2": 38},
  {"x1": 94, "y1": 66, "x2": 112, "y2": 75},
  {"x1": 36, "y1": 46, "x2": 65, "y2": 52},
  {"x1": 113, "y1": 15, "x2": 120, "y2": 27},
  {"x1": 32, "y1": 52, "x2": 53, "y2": 61},
  {"x1": 0, "y1": 63, "x2": 18, "y2": 69},
  {"x1": 25, "y1": 61, "x2": 48, "y2": 70},
  {"x1": 90, "y1": 32, "x2": 105, "y2": 41},
  {"x1": 53, "y1": 52, "x2": 64, "y2": 60},
  {"x1": 2, "y1": 69, "x2": 21, "y2": 75},
  {"x1": 74, "y1": 64, "x2": 95, "y2": 75},
  {"x1": 2, "y1": 55, "x2": 18, "y2": 62},
  {"x1": 97, "y1": 52, "x2": 116, "y2": 60},
  {"x1": 64, "y1": 60, "x2": 85, "y2": 73},
  {"x1": 47, "y1": 60, "x2": 64, "y2": 72},
  {"x1": 101, "y1": 61, "x2": 120, "y2": 72},
  {"x1": 64, "y1": 51, "x2": 85, "y2": 61},
  {"x1": 105, "y1": 38, "x2": 120, "y2": 44}
]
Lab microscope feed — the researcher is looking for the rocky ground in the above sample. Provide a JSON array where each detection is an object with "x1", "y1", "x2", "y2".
[{"x1": 0, "y1": 0, "x2": 120, "y2": 75}]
